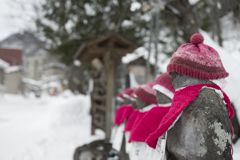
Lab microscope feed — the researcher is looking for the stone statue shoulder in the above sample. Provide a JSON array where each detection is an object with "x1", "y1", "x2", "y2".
[
  {"x1": 167, "y1": 88, "x2": 232, "y2": 160},
  {"x1": 188, "y1": 88, "x2": 231, "y2": 159}
]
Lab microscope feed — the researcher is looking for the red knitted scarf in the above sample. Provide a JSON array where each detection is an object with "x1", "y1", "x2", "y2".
[
  {"x1": 127, "y1": 111, "x2": 149, "y2": 139},
  {"x1": 129, "y1": 106, "x2": 170, "y2": 143},
  {"x1": 146, "y1": 84, "x2": 234, "y2": 149},
  {"x1": 124, "y1": 110, "x2": 140, "y2": 132},
  {"x1": 114, "y1": 105, "x2": 133, "y2": 125}
]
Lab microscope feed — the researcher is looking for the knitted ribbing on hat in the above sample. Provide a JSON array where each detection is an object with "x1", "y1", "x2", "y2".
[
  {"x1": 154, "y1": 73, "x2": 175, "y2": 93},
  {"x1": 123, "y1": 88, "x2": 136, "y2": 98},
  {"x1": 153, "y1": 73, "x2": 175, "y2": 99},
  {"x1": 146, "y1": 84, "x2": 234, "y2": 149},
  {"x1": 129, "y1": 105, "x2": 170, "y2": 143},
  {"x1": 135, "y1": 83, "x2": 158, "y2": 105},
  {"x1": 167, "y1": 33, "x2": 229, "y2": 80},
  {"x1": 117, "y1": 93, "x2": 124, "y2": 102}
]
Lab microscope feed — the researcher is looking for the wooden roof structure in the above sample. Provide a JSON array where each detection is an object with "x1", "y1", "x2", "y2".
[
  {"x1": 74, "y1": 32, "x2": 139, "y2": 62},
  {"x1": 74, "y1": 32, "x2": 139, "y2": 139}
]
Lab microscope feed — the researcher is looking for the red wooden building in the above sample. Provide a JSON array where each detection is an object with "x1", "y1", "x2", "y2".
[{"x1": 0, "y1": 48, "x2": 22, "y2": 66}]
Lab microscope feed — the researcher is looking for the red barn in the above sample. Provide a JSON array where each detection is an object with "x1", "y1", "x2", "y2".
[{"x1": 0, "y1": 48, "x2": 22, "y2": 66}]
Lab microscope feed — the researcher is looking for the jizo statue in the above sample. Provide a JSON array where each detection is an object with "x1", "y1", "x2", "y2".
[
  {"x1": 135, "y1": 98, "x2": 151, "y2": 110},
  {"x1": 166, "y1": 72, "x2": 232, "y2": 159},
  {"x1": 164, "y1": 34, "x2": 234, "y2": 160}
]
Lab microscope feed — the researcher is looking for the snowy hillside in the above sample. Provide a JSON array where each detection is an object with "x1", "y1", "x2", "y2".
[{"x1": 0, "y1": 93, "x2": 104, "y2": 160}]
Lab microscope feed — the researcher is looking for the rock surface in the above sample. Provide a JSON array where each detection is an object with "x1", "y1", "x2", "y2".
[{"x1": 167, "y1": 88, "x2": 232, "y2": 160}]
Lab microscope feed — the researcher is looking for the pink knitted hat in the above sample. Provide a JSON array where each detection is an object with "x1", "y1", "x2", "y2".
[
  {"x1": 122, "y1": 88, "x2": 136, "y2": 99},
  {"x1": 130, "y1": 89, "x2": 137, "y2": 101},
  {"x1": 167, "y1": 33, "x2": 229, "y2": 80},
  {"x1": 116, "y1": 92, "x2": 124, "y2": 102},
  {"x1": 135, "y1": 83, "x2": 158, "y2": 105},
  {"x1": 153, "y1": 73, "x2": 175, "y2": 99}
]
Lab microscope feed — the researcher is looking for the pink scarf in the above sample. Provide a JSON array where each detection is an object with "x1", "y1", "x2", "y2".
[
  {"x1": 129, "y1": 106, "x2": 170, "y2": 143},
  {"x1": 146, "y1": 84, "x2": 234, "y2": 149},
  {"x1": 114, "y1": 105, "x2": 133, "y2": 125},
  {"x1": 124, "y1": 110, "x2": 140, "y2": 132}
]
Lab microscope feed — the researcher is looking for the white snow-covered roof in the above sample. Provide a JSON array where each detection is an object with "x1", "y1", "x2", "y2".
[
  {"x1": 0, "y1": 59, "x2": 9, "y2": 68},
  {"x1": 122, "y1": 46, "x2": 170, "y2": 73},
  {"x1": 5, "y1": 66, "x2": 21, "y2": 73}
]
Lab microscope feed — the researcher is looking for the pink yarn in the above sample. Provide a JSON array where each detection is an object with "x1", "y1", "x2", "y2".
[
  {"x1": 154, "y1": 73, "x2": 175, "y2": 93},
  {"x1": 190, "y1": 33, "x2": 204, "y2": 45},
  {"x1": 123, "y1": 88, "x2": 136, "y2": 98},
  {"x1": 167, "y1": 33, "x2": 229, "y2": 80},
  {"x1": 135, "y1": 83, "x2": 158, "y2": 105},
  {"x1": 114, "y1": 106, "x2": 126, "y2": 125},
  {"x1": 124, "y1": 110, "x2": 140, "y2": 132},
  {"x1": 114, "y1": 105, "x2": 133, "y2": 125},
  {"x1": 146, "y1": 84, "x2": 234, "y2": 149},
  {"x1": 119, "y1": 106, "x2": 134, "y2": 125},
  {"x1": 117, "y1": 92, "x2": 124, "y2": 101},
  {"x1": 129, "y1": 105, "x2": 170, "y2": 143}
]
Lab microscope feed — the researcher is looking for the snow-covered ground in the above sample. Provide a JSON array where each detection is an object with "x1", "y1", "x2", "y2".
[
  {"x1": 1, "y1": 92, "x2": 240, "y2": 159},
  {"x1": 0, "y1": 92, "x2": 104, "y2": 160}
]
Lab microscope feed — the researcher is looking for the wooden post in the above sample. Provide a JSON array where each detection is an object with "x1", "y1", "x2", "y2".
[{"x1": 104, "y1": 49, "x2": 116, "y2": 140}]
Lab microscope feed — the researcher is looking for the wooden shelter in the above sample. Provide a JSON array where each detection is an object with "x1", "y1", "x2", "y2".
[{"x1": 75, "y1": 32, "x2": 139, "y2": 140}]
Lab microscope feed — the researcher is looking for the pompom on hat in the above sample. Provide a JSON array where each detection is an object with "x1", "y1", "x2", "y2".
[
  {"x1": 135, "y1": 83, "x2": 158, "y2": 105},
  {"x1": 153, "y1": 73, "x2": 175, "y2": 99},
  {"x1": 167, "y1": 33, "x2": 229, "y2": 80}
]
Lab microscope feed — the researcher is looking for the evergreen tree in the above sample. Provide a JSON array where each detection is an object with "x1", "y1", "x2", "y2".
[{"x1": 36, "y1": 0, "x2": 149, "y2": 65}]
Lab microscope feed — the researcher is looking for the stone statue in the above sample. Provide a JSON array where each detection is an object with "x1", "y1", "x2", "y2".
[
  {"x1": 164, "y1": 33, "x2": 233, "y2": 160},
  {"x1": 166, "y1": 72, "x2": 232, "y2": 160}
]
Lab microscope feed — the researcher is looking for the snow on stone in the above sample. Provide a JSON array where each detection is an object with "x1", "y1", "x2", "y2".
[{"x1": 5, "y1": 66, "x2": 21, "y2": 73}]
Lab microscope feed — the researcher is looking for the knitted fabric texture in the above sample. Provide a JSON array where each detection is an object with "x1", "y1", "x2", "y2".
[
  {"x1": 167, "y1": 33, "x2": 229, "y2": 80},
  {"x1": 119, "y1": 106, "x2": 134, "y2": 125},
  {"x1": 135, "y1": 83, "x2": 158, "y2": 105},
  {"x1": 128, "y1": 111, "x2": 149, "y2": 142},
  {"x1": 117, "y1": 92, "x2": 124, "y2": 102},
  {"x1": 114, "y1": 106, "x2": 126, "y2": 125},
  {"x1": 129, "y1": 105, "x2": 170, "y2": 143},
  {"x1": 146, "y1": 84, "x2": 234, "y2": 149},
  {"x1": 123, "y1": 88, "x2": 136, "y2": 98},
  {"x1": 124, "y1": 110, "x2": 140, "y2": 133},
  {"x1": 153, "y1": 73, "x2": 175, "y2": 99}
]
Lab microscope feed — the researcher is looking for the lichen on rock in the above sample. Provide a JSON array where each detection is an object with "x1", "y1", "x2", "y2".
[{"x1": 210, "y1": 121, "x2": 231, "y2": 155}]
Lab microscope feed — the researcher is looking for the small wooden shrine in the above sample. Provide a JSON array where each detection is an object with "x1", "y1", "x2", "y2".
[{"x1": 74, "y1": 32, "x2": 139, "y2": 139}]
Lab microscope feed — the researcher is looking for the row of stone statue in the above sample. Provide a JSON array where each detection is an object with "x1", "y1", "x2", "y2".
[{"x1": 109, "y1": 33, "x2": 234, "y2": 160}]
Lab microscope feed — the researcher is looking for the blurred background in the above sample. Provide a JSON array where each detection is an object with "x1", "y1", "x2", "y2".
[{"x1": 0, "y1": 0, "x2": 240, "y2": 159}]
